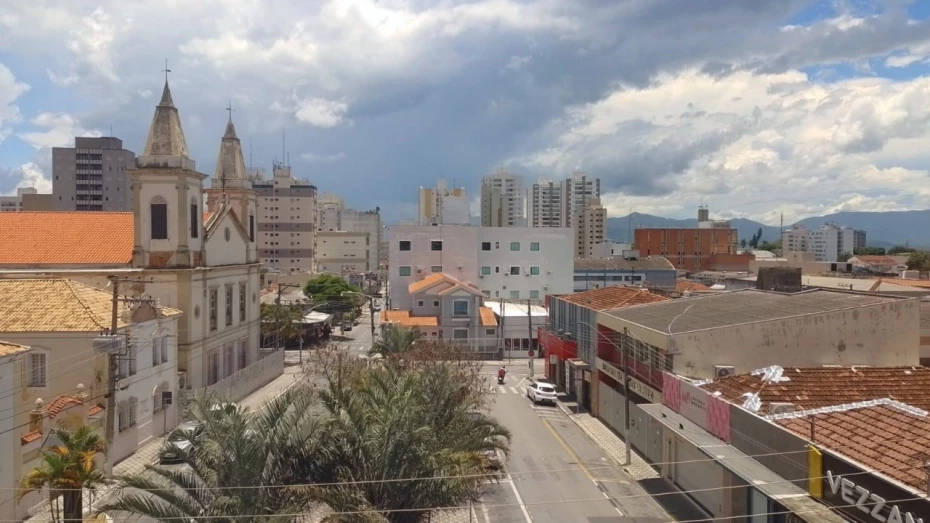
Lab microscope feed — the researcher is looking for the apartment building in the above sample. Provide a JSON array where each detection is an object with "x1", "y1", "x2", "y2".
[
  {"x1": 781, "y1": 224, "x2": 866, "y2": 262},
  {"x1": 317, "y1": 230, "x2": 370, "y2": 273},
  {"x1": 316, "y1": 192, "x2": 381, "y2": 271},
  {"x1": 563, "y1": 171, "x2": 600, "y2": 227},
  {"x1": 52, "y1": 136, "x2": 136, "y2": 211},
  {"x1": 0, "y1": 187, "x2": 35, "y2": 212},
  {"x1": 418, "y1": 179, "x2": 469, "y2": 225},
  {"x1": 252, "y1": 164, "x2": 318, "y2": 272},
  {"x1": 480, "y1": 169, "x2": 526, "y2": 227},
  {"x1": 529, "y1": 180, "x2": 563, "y2": 227},
  {"x1": 634, "y1": 208, "x2": 742, "y2": 271},
  {"x1": 575, "y1": 198, "x2": 607, "y2": 259},
  {"x1": 387, "y1": 224, "x2": 573, "y2": 309},
  {"x1": 317, "y1": 192, "x2": 343, "y2": 230}
]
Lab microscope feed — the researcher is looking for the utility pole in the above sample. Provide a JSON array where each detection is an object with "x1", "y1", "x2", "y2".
[
  {"x1": 368, "y1": 295, "x2": 375, "y2": 346},
  {"x1": 276, "y1": 282, "x2": 300, "y2": 355},
  {"x1": 621, "y1": 327, "x2": 632, "y2": 466},
  {"x1": 527, "y1": 298, "x2": 533, "y2": 370},
  {"x1": 105, "y1": 278, "x2": 119, "y2": 461}
]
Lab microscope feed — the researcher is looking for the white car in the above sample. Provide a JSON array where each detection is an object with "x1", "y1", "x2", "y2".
[{"x1": 527, "y1": 381, "x2": 557, "y2": 405}]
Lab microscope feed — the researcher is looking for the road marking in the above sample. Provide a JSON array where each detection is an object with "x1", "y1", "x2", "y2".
[
  {"x1": 498, "y1": 386, "x2": 506, "y2": 393},
  {"x1": 593, "y1": 478, "x2": 630, "y2": 484},
  {"x1": 510, "y1": 387, "x2": 519, "y2": 394},
  {"x1": 520, "y1": 387, "x2": 528, "y2": 394},
  {"x1": 541, "y1": 418, "x2": 595, "y2": 482},
  {"x1": 505, "y1": 472, "x2": 534, "y2": 522},
  {"x1": 481, "y1": 502, "x2": 492, "y2": 523}
]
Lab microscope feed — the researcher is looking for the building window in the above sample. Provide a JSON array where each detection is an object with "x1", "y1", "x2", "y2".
[
  {"x1": 208, "y1": 351, "x2": 220, "y2": 385},
  {"x1": 453, "y1": 300, "x2": 469, "y2": 316},
  {"x1": 238, "y1": 339, "x2": 248, "y2": 370},
  {"x1": 510, "y1": 242, "x2": 520, "y2": 251},
  {"x1": 249, "y1": 215, "x2": 255, "y2": 241},
  {"x1": 485, "y1": 328, "x2": 495, "y2": 335},
  {"x1": 151, "y1": 201, "x2": 168, "y2": 239},
  {"x1": 433, "y1": 300, "x2": 440, "y2": 307},
  {"x1": 510, "y1": 290, "x2": 520, "y2": 299},
  {"x1": 481, "y1": 266, "x2": 491, "y2": 275},
  {"x1": 190, "y1": 202, "x2": 199, "y2": 238},
  {"x1": 153, "y1": 336, "x2": 168, "y2": 366},
  {"x1": 399, "y1": 266, "x2": 412, "y2": 276},
  {"x1": 481, "y1": 242, "x2": 491, "y2": 251},
  {"x1": 118, "y1": 400, "x2": 137, "y2": 433},
  {"x1": 431, "y1": 240, "x2": 443, "y2": 251},
  {"x1": 509, "y1": 266, "x2": 521, "y2": 275},
  {"x1": 482, "y1": 290, "x2": 490, "y2": 297},
  {"x1": 530, "y1": 242, "x2": 540, "y2": 251},
  {"x1": 28, "y1": 353, "x2": 46, "y2": 387},
  {"x1": 210, "y1": 289, "x2": 218, "y2": 331},
  {"x1": 530, "y1": 290, "x2": 540, "y2": 300},
  {"x1": 453, "y1": 329, "x2": 468, "y2": 340},
  {"x1": 417, "y1": 300, "x2": 425, "y2": 307},
  {"x1": 224, "y1": 345, "x2": 235, "y2": 378},
  {"x1": 399, "y1": 240, "x2": 411, "y2": 251},
  {"x1": 530, "y1": 266, "x2": 540, "y2": 275},
  {"x1": 430, "y1": 265, "x2": 442, "y2": 273},
  {"x1": 225, "y1": 285, "x2": 233, "y2": 326},
  {"x1": 239, "y1": 283, "x2": 247, "y2": 322}
]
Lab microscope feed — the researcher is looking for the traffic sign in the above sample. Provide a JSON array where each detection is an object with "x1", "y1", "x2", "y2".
[{"x1": 527, "y1": 350, "x2": 535, "y2": 358}]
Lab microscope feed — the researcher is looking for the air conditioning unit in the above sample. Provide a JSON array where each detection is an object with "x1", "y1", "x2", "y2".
[
  {"x1": 479, "y1": 275, "x2": 484, "y2": 278},
  {"x1": 547, "y1": 270, "x2": 552, "y2": 274},
  {"x1": 502, "y1": 285, "x2": 507, "y2": 290},
  {"x1": 714, "y1": 365, "x2": 735, "y2": 378},
  {"x1": 416, "y1": 269, "x2": 423, "y2": 274},
  {"x1": 525, "y1": 272, "x2": 530, "y2": 277},
  {"x1": 769, "y1": 402, "x2": 795, "y2": 415},
  {"x1": 543, "y1": 286, "x2": 549, "y2": 290}
]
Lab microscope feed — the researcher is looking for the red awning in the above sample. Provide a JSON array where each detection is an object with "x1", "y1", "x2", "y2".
[{"x1": 538, "y1": 328, "x2": 577, "y2": 360}]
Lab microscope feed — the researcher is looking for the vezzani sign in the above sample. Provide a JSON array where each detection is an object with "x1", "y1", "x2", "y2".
[{"x1": 827, "y1": 471, "x2": 924, "y2": 523}]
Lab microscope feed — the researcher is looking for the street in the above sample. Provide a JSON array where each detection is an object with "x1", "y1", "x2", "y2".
[
  {"x1": 477, "y1": 365, "x2": 674, "y2": 523},
  {"x1": 285, "y1": 306, "x2": 378, "y2": 364}
]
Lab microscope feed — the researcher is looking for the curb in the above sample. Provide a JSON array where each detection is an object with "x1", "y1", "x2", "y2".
[{"x1": 555, "y1": 399, "x2": 639, "y2": 477}]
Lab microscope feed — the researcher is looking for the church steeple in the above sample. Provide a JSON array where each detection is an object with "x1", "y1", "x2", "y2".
[
  {"x1": 212, "y1": 101, "x2": 250, "y2": 189},
  {"x1": 138, "y1": 79, "x2": 195, "y2": 170}
]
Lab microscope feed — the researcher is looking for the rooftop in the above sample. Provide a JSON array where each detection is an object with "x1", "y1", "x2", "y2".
[
  {"x1": 775, "y1": 400, "x2": 930, "y2": 494},
  {"x1": 379, "y1": 310, "x2": 439, "y2": 327},
  {"x1": 0, "y1": 279, "x2": 181, "y2": 332},
  {"x1": 702, "y1": 365, "x2": 930, "y2": 414},
  {"x1": 574, "y1": 256, "x2": 675, "y2": 271},
  {"x1": 141, "y1": 81, "x2": 191, "y2": 161},
  {"x1": 675, "y1": 280, "x2": 711, "y2": 293},
  {"x1": 0, "y1": 340, "x2": 31, "y2": 357},
  {"x1": 484, "y1": 300, "x2": 547, "y2": 317},
  {"x1": 601, "y1": 288, "x2": 903, "y2": 334},
  {"x1": 408, "y1": 272, "x2": 481, "y2": 296},
  {"x1": 0, "y1": 212, "x2": 134, "y2": 266},
  {"x1": 851, "y1": 255, "x2": 901, "y2": 265},
  {"x1": 557, "y1": 286, "x2": 668, "y2": 311},
  {"x1": 740, "y1": 275, "x2": 918, "y2": 293}
]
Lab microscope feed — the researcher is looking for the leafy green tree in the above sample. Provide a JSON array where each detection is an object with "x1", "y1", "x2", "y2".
[
  {"x1": 21, "y1": 425, "x2": 108, "y2": 522},
  {"x1": 304, "y1": 274, "x2": 363, "y2": 314},
  {"x1": 260, "y1": 304, "x2": 304, "y2": 346},
  {"x1": 98, "y1": 392, "x2": 330, "y2": 522},
  {"x1": 888, "y1": 245, "x2": 915, "y2": 255},
  {"x1": 853, "y1": 247, "x2": 886, "y2": 256},
  {"x1": 757, "y1": 239, "x2": 782, "y2": 252},
  {"x1": 739, "y1": 238, "x2": 748, "y2": 249},
  {"x1": 370, "y1": 327, "x2": 424, "y2": 356},
  {"x1": 907, "y1": 251, "x2": 930, "y2": 272},
  {"x1": 838, "y1": 252, "x2": 852, "y2": 262}
]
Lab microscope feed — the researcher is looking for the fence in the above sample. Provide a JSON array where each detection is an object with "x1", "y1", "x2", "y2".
[{"x1": 179, "y1": 350, "x2": 285, "y2": 412}]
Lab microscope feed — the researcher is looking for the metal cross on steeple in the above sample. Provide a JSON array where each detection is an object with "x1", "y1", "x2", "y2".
[
  {"x1": 162, "y1": 59, "x2": 171, "y2": 83},
  {"x1": 226, "y1": 100, "x2": 235, "y2": 122}
]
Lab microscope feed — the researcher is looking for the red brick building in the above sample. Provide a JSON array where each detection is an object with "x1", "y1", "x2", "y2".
[{"x1": 634, "y1": 227, "x2": 747, "y2": 272}]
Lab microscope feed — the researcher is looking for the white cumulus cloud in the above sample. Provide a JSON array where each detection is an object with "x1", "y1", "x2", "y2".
[
  {"x1": 18, "y1": 113, "x2": 101, "y2": 149},
  {"x1": 294, "y1": 98, "x2": 349, "y2": 128}
]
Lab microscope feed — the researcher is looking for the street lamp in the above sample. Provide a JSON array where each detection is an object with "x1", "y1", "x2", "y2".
[{"x1": 578, "y1": 320, "x2": 632, "y2": 466}]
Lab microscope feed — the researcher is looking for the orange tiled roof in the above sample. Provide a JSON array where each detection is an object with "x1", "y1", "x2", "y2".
[
  {"x1": 21, "y1": 430, "x2": 41, "y2": 445},
  {"x1": 203, "y1": 211, "x2": 215, "y2": 225},
  {"x1": 379, "y1": 309, "x2": 438, "y2": 327},
  {"x1": 676, "y1": 280, "x2": 710, "y2": 292},
  {"x1": 0, "y1": 212, "x2": 134, "y2": 265},
  {"x1": 408, "y1": 273, "x2": 453, "y2": 294},
  {"x1": 776, "y1": 403, "x2": 930, "y2": 493},
  {"x1": 88, "y1": 404, "x2": 105, "y2": 416},
  {"x1": 560, "y1": 286, "x2": 668, "y2": 311},
  {"x1": 479, "y1": 307, "x2": 497, "y2": 327},
  {"x1": 0, "y1": 340, "x2": 30, "y2": 357},
  {"x1": 380, "y1": 310, "x2": 410, "y2": 324},
  {"x1": 853, "y1": 255, "x2": 897, "y2": 265},
  {"x1": 703, "y1": 366, "x2": 930, "y2": 414},
  {"x1": 46, "y1": 395, "x2": 84, "y2": 419}
]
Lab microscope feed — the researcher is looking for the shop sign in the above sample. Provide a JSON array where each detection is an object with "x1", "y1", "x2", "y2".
[
  {"x1": 595, "y1": 358, "x2": 661, "y2": 403},
  {"x1": 826, "y1": 471, "x2": 924, "y2": 523}
]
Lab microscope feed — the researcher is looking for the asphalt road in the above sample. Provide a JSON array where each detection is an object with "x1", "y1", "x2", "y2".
[
  {"x1": 478, "y1": 366, "x2": 674, "y2": 523},
  {"x1": 285, "y1": 307, "x2": 379, "y2": 365}
]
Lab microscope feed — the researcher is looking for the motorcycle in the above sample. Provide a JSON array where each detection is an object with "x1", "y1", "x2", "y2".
[{"x1": 497, "y1": 373, "x2": 506, "y2": 385}]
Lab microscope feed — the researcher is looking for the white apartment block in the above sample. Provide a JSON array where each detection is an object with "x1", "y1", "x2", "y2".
[
  {"x1": 529, "y1": 180, "x2": 564, "y2": 227},
  {"x1": 252, "y1": 164, "x2": 318, "y2": 273},
  {"x1": 316, "y1": 193, "x2": 381, "y2": 271},
  {"x1": 480, "y1": 169, "x2": 526, "y2": 227},
  {"x1": 575, "y1": 198, "x2": 607, "y2": 259},
  {"x1": 317, "y1": 192, "x2": 344, "y2": 230},
  {"x1": 563, "y1": 171, "x2": 600, "y2": 227},
  {"x1": 781, "y1": 224, "x2": 866, "y2": 262},
  {"x1": 387, "y1": 225, "x2": 573, "y2": 310},
  {"x1": 418, "y1": 179, "x2": 470, "y2": 225},
  {"x1": 317, "y1": 230, "x2": 370, "y2": 274},
  {"x1": 0, "y1": 187, "x2": 35, "y2": 212}
]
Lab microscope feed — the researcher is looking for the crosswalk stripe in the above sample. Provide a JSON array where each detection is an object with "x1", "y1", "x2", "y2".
[
  {"x1": 510, "y1": 387, "x2": 518, "y2": 394},
  {"x1": 520, "y1": 387, "x2": 527, "y2": 394},
  {"x1": 498, "y1": 386, "x2": 506, "y2": 394}
]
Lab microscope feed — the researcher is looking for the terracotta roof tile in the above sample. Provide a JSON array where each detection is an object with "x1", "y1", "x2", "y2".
[
  {"x1": 88, "y1": 404, "x2": 105, "y2": 416},
  {"x1": 380, "y1": 310, "x2": 410, "y2": 324},
  {"x1": 46, "y1": 395, "x2": 83, "y2": 418},
  {"x1": 21, "y1": 430, "x2": 41, "y2": 445},
  {"x1": 479, "y1": 307, "x2": 497, "y2": 327},
  {"x1": 560, "y1": 286, "x2": 668, "y2": 311},
  {"x1": 777, "y1": 404, "x2": 930, "y2": 492},
  {"x1": 0, "y1": 212, "x2": 133, "y2": 265},
  {"x1": 379, "y1": 309, "x2": 438, "y2": 327},
  {"x1": 676, "y1": 280, "x2": 710, "y2": 292},
  {"x1": 408, "y1": 273, "x2": 454, "y2": 294},
  {"x1": 203, "y1": 211, "x2": 215, "y2": 225},
  {"x1": 0, "y1": 340, "x2": 31, "y2": 357},
  {"x1": 703, "y1": 366, "x2": 930, "y2": 414},
  {"x1": 0, "y1": 279, "x2": 135, "y2": 332}
]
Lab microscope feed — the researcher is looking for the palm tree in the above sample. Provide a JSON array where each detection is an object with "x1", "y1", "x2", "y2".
[
  {"x1": 97, "y1": 390, "x2": 332, "y2": 522},
  {"x1": 369, "y1": 327, "x2": 423, "y2": 357},
  {"x1": 314, "y1": 363, "x2": 511, "y2": 522},
  {"x1": 20, "y1": 425, "x2": 107, "y2": 522}
]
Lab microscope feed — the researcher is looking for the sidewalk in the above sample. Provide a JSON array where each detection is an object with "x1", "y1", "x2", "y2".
[{"x1": 25, "y1": 366, "x2": 306, "y2": 521}]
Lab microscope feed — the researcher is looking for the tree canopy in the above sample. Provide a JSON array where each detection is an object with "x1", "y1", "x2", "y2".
[
  {"x1": 906, "y1": 251, "x2": 930, "y2": 272},
  {"x1": 304, "y1": 274, "x2": 363, "y2": 313},
  {"x1": 853, "y1": 246, "x2": 886, "y2": 256}
]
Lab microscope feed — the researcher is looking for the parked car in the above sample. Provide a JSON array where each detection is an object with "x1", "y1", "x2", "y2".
[
  {"x1": 527, "y1": 381, "x2": 557, "y2": 405},
  {"x1": 159, "y1": 420, "x2": 202, "y2": 464}
]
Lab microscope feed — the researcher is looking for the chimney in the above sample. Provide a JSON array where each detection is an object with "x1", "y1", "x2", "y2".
[{"x1": 29, "y1": 398, "x2": 45, "y2": 433}]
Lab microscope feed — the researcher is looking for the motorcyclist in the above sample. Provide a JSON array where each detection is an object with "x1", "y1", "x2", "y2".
[{"x1": 498, "y1": 366, "x2": 506, "y2": 381}]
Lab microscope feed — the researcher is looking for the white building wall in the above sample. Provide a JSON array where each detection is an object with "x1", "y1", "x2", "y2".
[
  {"x1": 0, "y1": 354, "x2": 22, "y2": 522},
  {"x1": 389, "y1": 226, "x2": 482, "y2": 310},
  {"x1": 317, "y1": 231, "x2": 370, "y2": 273}
]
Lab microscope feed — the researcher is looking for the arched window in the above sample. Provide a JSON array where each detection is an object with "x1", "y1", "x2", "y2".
[
  {"x1": 151, "y1": 196, "x2": 168, "y2": 240},
  {"x1": 190, "y1": 196, "x2": 199, "y2": 239}
]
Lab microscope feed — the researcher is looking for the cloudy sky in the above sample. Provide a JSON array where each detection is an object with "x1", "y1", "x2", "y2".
[{"x1": 1, "y1": 0, "x2": 929, "y2": 224}]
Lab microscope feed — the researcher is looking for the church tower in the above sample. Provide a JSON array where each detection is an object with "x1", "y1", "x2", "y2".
[
  {"x1": 204, "y1": 106, "x2": 257, "y2": 256},
  {"x1": 132, "y1": 79, "x2": 207, "y2": 268}
]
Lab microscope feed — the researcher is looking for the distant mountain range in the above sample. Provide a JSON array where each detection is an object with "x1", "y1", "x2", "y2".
[{"x1": 606, "y1": 210, "x2": 930, "y2": 249}]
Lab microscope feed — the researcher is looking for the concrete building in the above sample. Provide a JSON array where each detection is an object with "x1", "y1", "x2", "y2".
[
  {"x1": 574, "y1": 198, "x2": 607, "y2": 259},
  {"x1": 574, "y1": 255, "x2": 676, "y2": 292},
  {"x1": 480, "y1": 169, "x2": 525, "y2": 227},
  {"x1": 0, "y1": 187, "x2": 36, "y2": 212},
  {"x1": 52, "y1": 136, "x2": 136, "y2": 211},
  {"x1": 418, "y1": 179, "x2": 469, "y2": 225},
  {"x1": 562, "y1": 171, "x2": 600, "y2": 228},
  {"x1": 0, "y1": 79, "x2": 280, "y2": 408},
  {"x1": 21, "y1": 192, "x2": 53, "y2": 211},
  {"x1": 485, "y1": 300, "x2": 547, "y2": 357},
  {"x1": 340, "y1": 208, "x2": 382, "y2": 271},
  {"x1": 315, "y1": 194, "x2": 381, "y2": 272},
  {"x1": 387, "y1": 224, "x2": 573, "y2": 310},
  {"x1": 0, "y1": 340, "x2": 31, "y2": 523},
  {"x1": 590, "y1": 241, "x2": 632, "y2": 258},
  {"x1": 781, "y1": 224, "x2": 866, "y2": 262},
  {"x1": 529, "y1": 180, "x2": 564, "y2": 227},
  {"x1": 252, "y1": 163, "x2": 318, "y2": 273},
  {"x1": 380, "y1": 272, "x2": 498, "y2": 352},
  {"x1": 634, "y1": 207, "x2": 744, "y2": 272},
  {"x1": 316, "y1": 192, "x2": 344, "y2": 230},
  {"x1": 317, "y1": 230, "x2": 370, "y2": 273}
]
